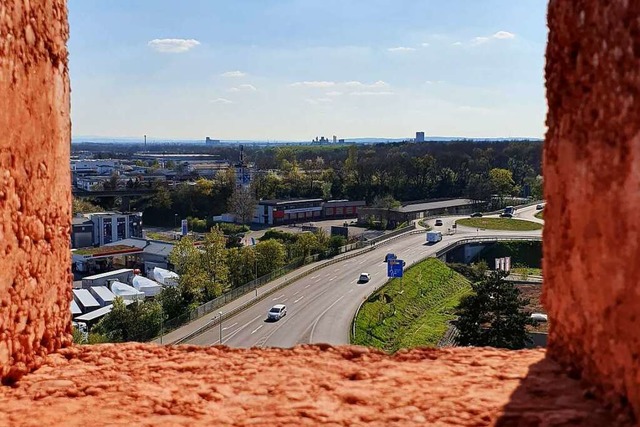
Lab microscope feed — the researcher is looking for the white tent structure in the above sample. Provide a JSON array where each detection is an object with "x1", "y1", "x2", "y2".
[
  {"x1": 110, "y1": 280, "x2": 145, "y2": 301},
  {"x1": 132, "y1": 275, "x2": 163, "y2": 297},
  {"x1": 152, "y1": 267, "x2": 179, "y2": 287}
]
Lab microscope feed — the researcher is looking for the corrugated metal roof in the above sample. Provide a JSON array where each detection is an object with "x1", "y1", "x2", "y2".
[{"x1": 396, "y1": 199, "x2": 476, "y2": 213}]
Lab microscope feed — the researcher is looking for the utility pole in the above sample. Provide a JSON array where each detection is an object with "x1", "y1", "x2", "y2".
[{"x1": 219, "y1": 311, "x2": 223, "y2": 343}]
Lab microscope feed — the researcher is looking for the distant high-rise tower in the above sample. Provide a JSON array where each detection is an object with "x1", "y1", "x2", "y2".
[
  {"x1": 235, "y1": 145, "x2": 252, "y2": 188},
  {"x1": 416, "y1": 131, "x2": 425, "y2": 143},
  {"x1": 333, "y1": 135, "x2": 337, "y2": 144},
  {"x1": 205, "y1": 137, "x2": 220, "y2": 145}
]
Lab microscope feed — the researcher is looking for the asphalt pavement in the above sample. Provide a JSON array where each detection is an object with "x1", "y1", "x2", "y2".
[{"x1": 183, "y1": 215, "x2": 542, "y2": 348}]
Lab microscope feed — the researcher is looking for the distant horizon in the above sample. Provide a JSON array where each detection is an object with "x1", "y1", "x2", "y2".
[{"x1": 71, "y1": 135, "x2": 544, "y2": 144}]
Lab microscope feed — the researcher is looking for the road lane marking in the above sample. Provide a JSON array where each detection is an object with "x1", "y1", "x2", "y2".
[
  {"x1": 329, "y1": 276, "x2": 337, "y2": 281},
  {"x1": 310, "y1": 276, "x2": 319, "y2": 280},
  {"x1": 215, "y1": 315, "x2": 261, "y2": 345},
  {"x1": 309, "y1": 295, "x2": 345, "y2": 343},
  {"x1": 304, "y1": 284, "x2": 311, "y2": 289},
  {"x1": 294, "y1": 295, "x2": 305, "y2": 303},
  {"x1": 251, "y1": 325, "x2": 263, "y2": 335},
  {"x1": 222, "y1": 322, "x2": 237, "y2": 331},
  {"x1": 272, "y1": 294, "x2": 285, "y2": 301},
  {"x1": 281, "y1": 298, "x2": 288, "y2": 303},
  {"x1": 293, "y1": 291, "x2": 299, "y2": 296}
]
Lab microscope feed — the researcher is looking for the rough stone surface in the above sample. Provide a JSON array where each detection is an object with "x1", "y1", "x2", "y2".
[
  {"x1": 0, "y1": 0, "x2": 72, "y2": 383},
  {"x1": 0, "y1": 344, "x2": 628, "y2": 426},
  {"x1": 543, "y1": 0, "x2": 640, "y2": 421}
]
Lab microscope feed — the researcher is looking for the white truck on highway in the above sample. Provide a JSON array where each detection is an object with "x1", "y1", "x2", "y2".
[{"x1": 426, "y1": 231, "x2": 442, "y2": 243}]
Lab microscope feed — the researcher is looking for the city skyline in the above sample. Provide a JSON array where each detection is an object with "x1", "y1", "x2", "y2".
[{"x1": 69, "y1": 0, "x2": 547, "y2": 140}]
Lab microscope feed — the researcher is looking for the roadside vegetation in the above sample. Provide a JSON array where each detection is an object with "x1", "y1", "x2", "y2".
[
  {"x1": 454, "y1": 271, "x2": 535, "y2": 349},
  {"x1": 352, "y1": 258, "x2": 472, "y2": 352},
  {"x1": 535, "y1": 210, "x2": 544, "y2": 220},
  {"x1": 511, "y1": 267, "x2": 543, "y2": 278},
  {"x1": 456, "y1": 217, "x2": 543, "y2": 231}
]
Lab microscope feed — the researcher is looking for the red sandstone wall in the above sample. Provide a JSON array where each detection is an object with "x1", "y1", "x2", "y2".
[
  {"x1": 0, "y1": 1, "x2": 71, "y2": 383},
  {"x1": 543, "y1": 0, "x2": 640, "y2": 418}
]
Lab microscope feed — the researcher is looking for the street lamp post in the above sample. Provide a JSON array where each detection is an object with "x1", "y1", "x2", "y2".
[{"x1": 219, "y1": 311, "x2": 223, "y2": 343}]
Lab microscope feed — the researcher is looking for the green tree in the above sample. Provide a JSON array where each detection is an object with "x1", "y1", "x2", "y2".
[
  {"x1": 255, "y1": 239, "x2": 286, "y2": 276},
  {"x1": 454, "y1": 271, "x2": 534, "y2": 349},
  {"x1": 201, "y1": 227, "x2": 230, "y2": 299},
  {"x1": 153, "y1": 185, "x2": 172, "y2": 210},
  {"x1": 293, "y1": 232, "x2": 319, "y2": 259},
  {"x1": 93, "y1": 297, "x2": 133, "y2": 342},
  {"x1": 489, "y1": 168, "x2": 516, "y2": 197},
  {"x1": 227, "y1": 247, "x2": 257, "y2": 288},
  {"x1": 328, "y1": 235, "x2": 346, "y2": 256},
  {"x1": 372, "y1": 194, "x2": 401, "y2": 209},
  {"x1": 157, "y1": 285, "x2": 187, "y2": 320},
  {"x1": 168, "y1": 236, "x2": 207, "y2": 304},
  {"x1": 72, "y1": 198, "x2": 102, "y2": 214}
]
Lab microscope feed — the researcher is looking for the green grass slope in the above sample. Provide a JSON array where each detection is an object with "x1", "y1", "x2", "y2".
[
  {"x1": 456, "y1": 217, "x2": 543, "y2": 231},
  {"x1": 352, "y1": 258, "x2": 471, "y2": 352}
]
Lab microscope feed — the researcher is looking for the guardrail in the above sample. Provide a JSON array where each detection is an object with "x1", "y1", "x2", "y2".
[{"x1": 173, "y1": 224, "x2": 418, "y2": 344}]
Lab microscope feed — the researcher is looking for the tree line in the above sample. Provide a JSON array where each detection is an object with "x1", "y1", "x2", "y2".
[{"x1": 74, "y1": 140, "x2": 543, "y2": 225}]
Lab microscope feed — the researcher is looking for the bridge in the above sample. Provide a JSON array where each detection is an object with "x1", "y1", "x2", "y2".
[{"x1": 72, "y1": 189, "x2": 156, "y2": 198}]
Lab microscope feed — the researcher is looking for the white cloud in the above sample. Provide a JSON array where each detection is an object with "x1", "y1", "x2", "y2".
[
  {"x1": 471, "y1": 31, "x2": 516, "y2": 45},
  {"x1": 387, "y1": 46, "x2": 416, "y2": 52},
  {"x1": 452, "y1": 42, "x2": 463, "y2": 46},
  {"x1": 210, "y1": 98, "x2": 233, "y2": 104},
  {"x1": 229, "y1": 84, "x2": 257, "y2": 92},
  {"x1": 221, "y1": 70, "x2": 247, "y2": 78},
  {"x1": 326, "y1": 91, "x2": 343, "y2": 97},
  {"x1": 421, "y1": 42, "x2": 430, "y2": 47},
  {"x1": 148, "y1": 38, "x2": 200, "y2": 53},
  {"x1": 344, "y1": 80, "x2": 389, "y2": 88},
  {"x1": 471, "y1": 37, "x2": 490, "y2": 45},
  {"x1": 493, "y1": 31, "x2": 516, "y2": 40},
  {"x1": 291, "y1": 81, "x2": 336, "y2": 88},
  {"x1": 350, "y1": 91, "x2": 394, "y2": 96}
]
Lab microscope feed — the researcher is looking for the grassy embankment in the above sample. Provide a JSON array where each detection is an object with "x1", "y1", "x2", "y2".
[
  {"x1": 534, "y1": 211, "x2": 544, "y2": 220},
  {"x1": 352, "y1": 258, "x2": 471, "y2": 352},
  {"x1": 511, "y1": 267, "x2": 543, "y2": 277},
  {"x1": 456, "y1": 217, "x2": 543, "y2": 231}
]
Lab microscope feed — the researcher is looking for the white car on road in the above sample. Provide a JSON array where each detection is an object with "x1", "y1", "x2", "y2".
[{"x1": 267, "y1": 304, "x2": 287, "y2": 321}]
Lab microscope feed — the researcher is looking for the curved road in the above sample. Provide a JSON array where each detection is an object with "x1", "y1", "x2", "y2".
[{"x1": 185, "y1": 214, "x2": 542, "y2": 348}]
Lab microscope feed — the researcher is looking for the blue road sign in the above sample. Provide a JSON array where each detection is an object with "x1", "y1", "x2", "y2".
[{"x1": 387, "y1": 259, "x2": 404, "y2": 278}]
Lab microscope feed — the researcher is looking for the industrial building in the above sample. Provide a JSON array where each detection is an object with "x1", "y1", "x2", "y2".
[
  {"x1": 253, "y1": 199, "x2": 366, "y2": 225},
  {"x1": 71, "y1": 211, "x2": 143, "y2": 248},
  {"x1": 358, "y1": 198, "x2": 478, "y2": 228}
]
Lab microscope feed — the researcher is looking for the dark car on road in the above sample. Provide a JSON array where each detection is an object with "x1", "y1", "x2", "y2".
[
  {"x1": 434, "y1": 219, "x2": 443, "y2": 226},
  {"x1": 470, "y1": 212, "x2": 483, "y2": 218}
]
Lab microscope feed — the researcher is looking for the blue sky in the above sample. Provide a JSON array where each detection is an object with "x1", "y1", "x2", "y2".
[{"x1": 68, "y1": 0, "x2": 548, "y2": 140}]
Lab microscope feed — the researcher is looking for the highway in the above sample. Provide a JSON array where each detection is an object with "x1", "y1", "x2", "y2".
[{"x1": 184, "y1": 213, "x2": 542, "y2": 348}]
